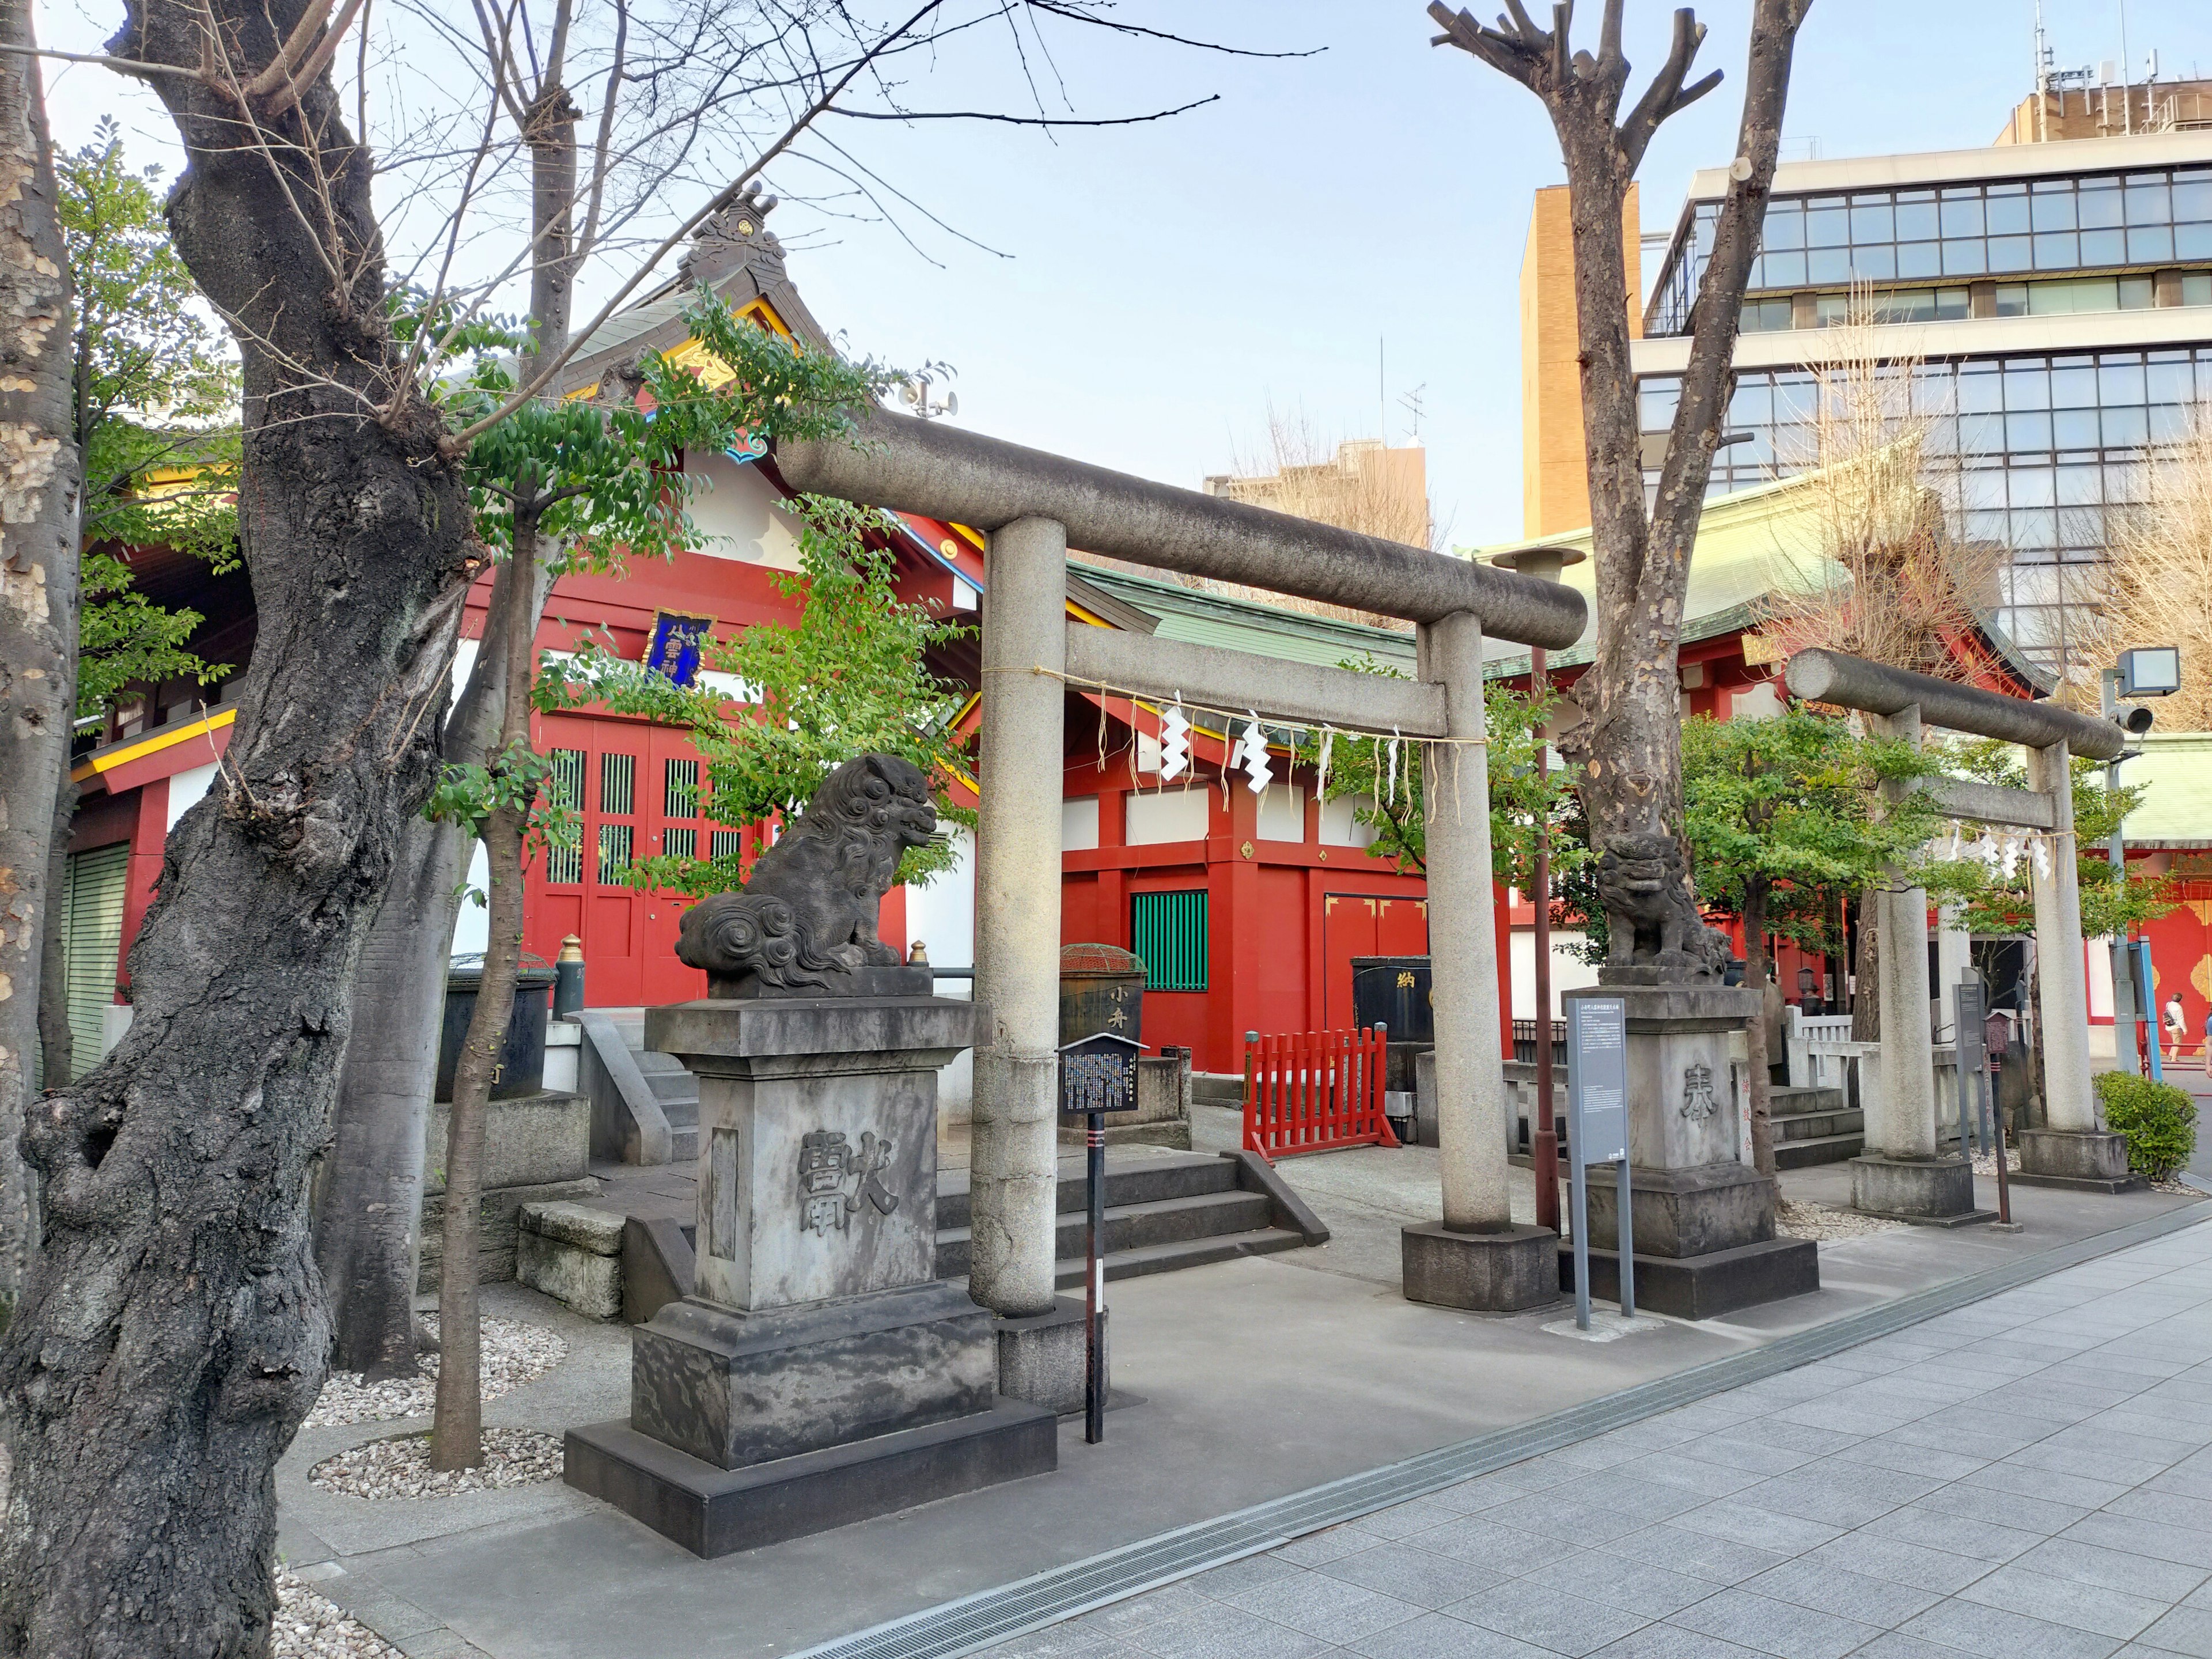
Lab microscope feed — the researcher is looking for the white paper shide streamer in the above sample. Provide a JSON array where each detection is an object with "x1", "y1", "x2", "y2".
[
  {"x1": 1236, "y1": 711, "x2": 1273, "y2": 796},
  {"x1": 1158, "y1": 699, "x2": 1190, "y2": 783}
]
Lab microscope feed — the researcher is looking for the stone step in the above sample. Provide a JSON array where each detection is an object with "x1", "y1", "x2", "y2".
[
  {"x1": 1770, "y1": 1085, "x2": 1848, "y2": 1118},
  {"x1": 934, "y1": 1190, "x2": 1275, "y2": 1279},
  {"x1": 1776, "y1": 1109, "x2": 1864, "y2": 1141},
  {"x1": 1774, "y1": 1131, "x2": 1865, "y2": 1169},
  {"x1": 1052, "y1": 1226, "x2": 1309, "y2": 1287},
  {"x1": 935, "y1": 1154, "x2": 1236, "y2": 1231},
  {"x1": 668, "y1": 1126, "x2": 698, "y2": 1164}
]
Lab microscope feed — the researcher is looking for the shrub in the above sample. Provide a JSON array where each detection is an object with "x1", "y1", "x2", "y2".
[{"x1": 2094, "y1": 1071, "x2": 2199, "y2": 1181}]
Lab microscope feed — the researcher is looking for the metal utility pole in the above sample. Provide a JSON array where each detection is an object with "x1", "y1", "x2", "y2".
[{"x1": 1493, "y1": 546, "x2": 1586, "y2": 1234}]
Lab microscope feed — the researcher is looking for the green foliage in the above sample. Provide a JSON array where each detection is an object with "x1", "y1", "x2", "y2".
[
  {"x1": 422, "y1": 741, "x2": 581, "y2": 907},
  {"x1": 2094, "y1": 1070, "x2": 2197, "y2": 1181},
  {"x1": 1680, "y1": 711, "x2": 1974, "y2": 956},
  {"x1": 1291, "y1": 664, "x2": 1581, "y2": 888},
  {"x1": 59, "y1": 121, "x2": 241, "y2": 718},
  {"x1": 537, "y1": 496, "x2": 972, "y2": 893},
  {"x1": 1938, "y1": 739, "x2": 2173, "y2": 938},
  {"x1": 427, "y1": 293, "x2": 911, "y2": 870}
]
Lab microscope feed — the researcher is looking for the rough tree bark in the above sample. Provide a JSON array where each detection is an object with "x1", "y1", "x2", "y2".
[
  {"x1": 1431, "y1": 0, "x2": 1813, "y2": 921},
  {"x1": 317, "y1": 555, "x2": 537, "y2": 1380},
  {"x1": 0, "y1": 0, "x2": 79, "y2": 1330},
  {"x1": 35, "y1": 779, "x2": 77, "y2": 1090},
  {"x1": 0, "y1": 0, "x2": 475, "y2": 1647},
  {"x1": 319, "y1": 21, "x2": 579, "y2": 1381},
  {"x1": 1743, "y1": 876, "x2": 1774, "y2": 1175}
]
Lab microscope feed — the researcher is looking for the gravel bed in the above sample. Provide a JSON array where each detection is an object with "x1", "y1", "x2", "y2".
[
  {"x1": 1776, "y1": 1198, "x2": 1907, "y2": 1240},
  {"x1": 309, "y1": 1428, "x2": 563, "y2": 1499},
  {"x1": 272, "y1": 1567, "x2": 401, "y2": 1658},
  {"x1": 304, "y1": 1316, "x2": 566, "y2": 1429}
]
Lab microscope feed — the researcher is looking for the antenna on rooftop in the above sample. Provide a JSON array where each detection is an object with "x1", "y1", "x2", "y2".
[{"x1": 1399, "y1": 385, "x2": 1427, "y2": 444}]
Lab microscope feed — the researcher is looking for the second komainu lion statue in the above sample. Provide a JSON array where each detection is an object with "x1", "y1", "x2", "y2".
[
  {"x1": 676, "y1": 754, "x2": 940, "y2": 997},
  {"x1": 1594, "y1": 827, "x2": 1734, "y2": 984}
]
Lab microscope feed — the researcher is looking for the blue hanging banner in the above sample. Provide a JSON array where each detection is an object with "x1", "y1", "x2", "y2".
[{"x1": 645, "y1": 611, "x2": 713, "y2": 687}]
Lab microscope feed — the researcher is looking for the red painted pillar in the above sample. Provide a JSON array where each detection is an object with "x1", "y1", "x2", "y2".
[{"x1": 116, "y1": 778, "x2": 171, "y2": 995}]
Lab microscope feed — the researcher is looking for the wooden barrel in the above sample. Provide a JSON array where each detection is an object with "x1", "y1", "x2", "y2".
[{"x1": 1060, "y1": 942, "x2": 1145, "y2": 1048}]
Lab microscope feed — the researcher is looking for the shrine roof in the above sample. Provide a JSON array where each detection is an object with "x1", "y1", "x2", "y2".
[{"x1": 1065, "y1": 559, "x2": 1419, "y2": 675}]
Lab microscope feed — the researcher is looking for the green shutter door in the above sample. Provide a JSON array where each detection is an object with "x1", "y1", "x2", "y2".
[
  {"x1": 1130, "y1": 891, "x2": 1208, "y2": 991},
  {"x1": 63, "y1": 843, "x2": 130, "y2": 1081}
]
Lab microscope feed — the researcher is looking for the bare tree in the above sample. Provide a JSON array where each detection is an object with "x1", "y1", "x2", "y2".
[
  {"x1": 1430, "y1": 0, "x2": 1813, "y2": 957},
  {"x1": 0, "y1": 0, "x2": 77, "y2": 1330},
  {"x1": 2092, "y1": 407, "x2": 2212, "y2": 728}
]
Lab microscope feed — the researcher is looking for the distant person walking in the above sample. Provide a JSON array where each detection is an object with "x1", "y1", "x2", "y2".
[{"x1": 2166, "y1": 991, "x2": 2190, "y2": 1068}]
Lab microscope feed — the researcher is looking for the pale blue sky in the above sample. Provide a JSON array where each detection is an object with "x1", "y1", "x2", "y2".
[{"x1": 37, "y1": 1, "x2": 2212, "y2": 547}]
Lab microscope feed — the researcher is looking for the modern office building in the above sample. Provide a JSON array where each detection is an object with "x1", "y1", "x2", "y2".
[
  {"x1": 1629, "y1": 118, "x2": 2212, "y2": 679},
  {"x1": 1520, "y1": 83, "x2": 2212, "y2": 680}
]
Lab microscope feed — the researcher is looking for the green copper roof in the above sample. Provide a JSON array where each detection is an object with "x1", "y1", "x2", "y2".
[{"x1": 1067, "y1": 560, "x2": 1418, "y2": 673}]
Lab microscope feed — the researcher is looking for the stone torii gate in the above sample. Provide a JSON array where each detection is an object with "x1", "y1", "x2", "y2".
[
  {"x1": 1783, "y1": 649, "x2": 2141, "y2": 1221},
  {"x1": 777, "y1": 411, "x2": 1588, "y2": 1403}
]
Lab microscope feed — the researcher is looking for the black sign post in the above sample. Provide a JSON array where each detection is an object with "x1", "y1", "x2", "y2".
[
  {"x1": 1058, "y1": 1032, "x2": 1141, "y2": 1444},
  {"x1": 1956, "y1": 981, "x2": 1987, "y2": 1162},
  {"x1": 1983, "y1": 1006, "x2": 2014, "y2": 1226},
  {"x1": 1566, "y1": 996, "x2": 1633, "y2": 1332}
]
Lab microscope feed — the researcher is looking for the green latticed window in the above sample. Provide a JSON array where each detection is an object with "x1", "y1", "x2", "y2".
[{"x1": 1131, "y1": 891, "x2": 1207, "y2": 991}]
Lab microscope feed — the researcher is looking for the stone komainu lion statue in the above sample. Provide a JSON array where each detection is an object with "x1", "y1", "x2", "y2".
[
  {"x1": 676, "y1": 755, "x2": 940, "y2": 996},
  {"x1": 1595, "y1": 828, "x2": 1734, "y2": 983}
]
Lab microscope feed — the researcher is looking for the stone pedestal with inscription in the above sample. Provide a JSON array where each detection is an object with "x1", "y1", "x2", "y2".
[
  {"x1": 1556, "y1": 983, "x2": 1818, "y2": 1320},
  {"x1": 565, "y1": 995, "x2": 1058, "y2": 1558}
]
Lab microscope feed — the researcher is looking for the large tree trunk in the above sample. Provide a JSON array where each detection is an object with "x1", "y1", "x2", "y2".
[
  {"x1": 317, "y1": 554, "x2": 539, "y2": 1381},
  {"x1": 37, "y1": 777, "x2": 78, "y2": 1090},
  {"x1": 0, "y1": 0, "x2": 474, "y2": 1647},
  {"x1": 0, "y1": 0, "x2": 79, "y2": 1331},
  {"x1": 1743, "y1": 878, "x2": 1774, "y2": 1176}
]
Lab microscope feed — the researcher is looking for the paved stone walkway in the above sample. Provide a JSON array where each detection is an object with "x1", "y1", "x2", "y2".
[{"x1": 983, "y1": 1220, "x2": 2212, "y2": 1659}]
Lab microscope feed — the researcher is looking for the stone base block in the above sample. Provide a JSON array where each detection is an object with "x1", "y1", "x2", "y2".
[
  {"x1": 993, "y1": 1297, "x2": 1107, "y2": 1415},
  {"x1": 517, "y1": 1229, "x2": 622, "y2": 1320},
  {"x1": 1056, "y1": 1120, "x2": 1192, "y2": 1150},
  {"x1": 565, "y1": 1397, "x2": 1058, "y2": 1559},
  {"x1": 1583, "y1": 1162, "x2": 1777, "y2": 1259},
  {"x1": 1402, "y1": 1223, "x2": 1560, "y2": 1312},
  {"x1": 2014, "y1": 1129, "x2": 2147, "y2": 1194},
  {"x1": 1850, "y1": 1155, "x2": 1990, "y2": 1224},
  {"x1": 631, "y1": 1282, "x2": 995, "y2": 1468},
  {"x1": 1559, "y1": 1237, "x2": 1819, "y2": 1321},
  {"x1": 418, "y1": 1176, "x2": 596, "y2": 1292}
]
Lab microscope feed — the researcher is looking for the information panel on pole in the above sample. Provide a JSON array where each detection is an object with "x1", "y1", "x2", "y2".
[
  {"x1": 1565, "y1": 996, "x2": 1634, "y2": 1331},
  {"x1": 1955, "y1": 981, "x2": 1987, "y2": 1160}
]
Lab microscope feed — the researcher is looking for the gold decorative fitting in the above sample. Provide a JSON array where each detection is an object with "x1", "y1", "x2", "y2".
[
  {"x1": 556, "y1": 934, "x2": 584, "y2": 963},
  {"x1": 1241, "y1": 840, "x2": 1255, "y2": 859}
]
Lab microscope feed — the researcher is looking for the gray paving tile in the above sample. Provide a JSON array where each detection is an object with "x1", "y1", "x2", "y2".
[
  {"x1": 1540, "y1": 1472, "x2": 1709, "y2": 1522},
  {"x1": 1078, "y1": 1587, "x2": 1214, "y2": 1637},
  {"x1": 1445, "y1": 1580, "x2": 1649, "y2": 1657},
  {"x1": 1956, "y1": 1563, "x2": 2165, "y2": 1639},
  {"x1": 1275, "y1": 1525, "x2": 1392, "y2": 1567},
  {"x1": 1320, "y1": 1546, "x2": 1503, "y2": 1610},
  {"x1": 1912, "y1": 1478, "x2": 2090, "y2": 1535},
  {"x1": 1402, "y1": 1516, "x2": 1570, "y2": 1577},
  {"x1": 1520, "y1": 1552, "x2": 1718, "y2": 1620},
  {"x1": 1861, "y1": 1503, "x2": 2047, "y2": 1562},
  {"x1": 1480, "y1": 1494, "x2": 1657, "y2": 1546},
  {"x1": 1349, "y1": 1612, "x2": 1552, "y2": 1659},
  {"x1": 1355, "y1": 1498, "x2": 1478, "y2": 1540},
  {"x1": 1732, "y1": 1420, "x2": 1868, "y2": 1458},
  {"x1": 1614, "y1": 1452, "x2": 1771, "y2": 1499},
  {"x1": 1671, "y1": 1435, "x2": 1821, "y2": 1477},
  {"x1": 2003, "y1": 1441, "x2": 2173, "y2": 1488},
  {"x1": 1223, "y1": 1575, "x2": 1424, "y2": 1645},
  {"x1": 1601, "y1": 1523, "x2": 1793, "y2": 1587},
  {"x1": 982, "y1": 1626, "x2": 1143, "y2": 1658},
  {"x1": 1588, "y1": 1625, "x2": 1766, "y2": 1658},
  {"x1": 2107, "y1": 1488, "x2": 2212, "y2": 1535},
  {"x1": 1125, "y1": 1600, "x2": 1336, "y2": 1659},
  {"x1": 2066, "y1": 1513, "x2": 2212, "y2": 1570},
  {"x1": 2153, "y1": 1466, "x2": 2212, "y2": 1504},
  {"x1": 1664, "y1": 1587, "x2": 1880, "y2": 1659},
  {"x1": 1897, "y1": 1596, "x2": 2124, "y2": 1658},
  {"x1": 1734, "y1": 1464, "x2": 1940, "y2": 1529},
  {"x1": 1798, "y1": 1531, "x2": 1994, "y2": 1595},
  {"x1": 1736, "y1": 1555, "x2": 1942, "y2": 1628},
  {"x1": 1185, "y1": 1554, "x2": 1303, "y2": 1600},
  {"x1": 2134, "y1": 1604, "x2": 2212, "y2": 1657},
  {"x1": 2016, "y1": 1537, "x2": 2211, "y2": 1604},
  {"x1": 1838, "y1": 1627, "x2": 1970, "y2": 1657},
  {"x1": 1666, "y1": 1499, "x2": 1846, "y2": 1555},
  {"x1": 1831, "y1": 1438, "x2": 1989, "y2": 1483},
  {"x1": 1961, "y1": 1459, "x2": 2133, "y2": 1510}
]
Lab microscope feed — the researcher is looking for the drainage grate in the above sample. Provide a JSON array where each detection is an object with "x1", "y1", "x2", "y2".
[{"x1": 798, "y1": 1200, "x2": 2212, "y2": 1659}]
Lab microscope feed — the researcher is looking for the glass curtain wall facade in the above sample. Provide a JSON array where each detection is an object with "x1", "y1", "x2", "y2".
[{"x1": 1637, "y1": 150, "x2": 2212, "y2": 676}]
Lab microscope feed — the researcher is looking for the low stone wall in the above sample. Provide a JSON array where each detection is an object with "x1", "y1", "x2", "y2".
[
  {"x1": 417, "y1": 1089, "x2": 593, "y2": 1291},
  {"x1": 1056, "y1": 1048, "x2": 1191, "y2": 1149},
  {"x1": 516, "y1": 1201, "x2": 624, "y2": 1320}
]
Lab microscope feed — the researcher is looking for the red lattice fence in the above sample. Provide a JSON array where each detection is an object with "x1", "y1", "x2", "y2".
[{"x1": 1242, "y1": 1025, "x2": 1399, "y2": 1161}]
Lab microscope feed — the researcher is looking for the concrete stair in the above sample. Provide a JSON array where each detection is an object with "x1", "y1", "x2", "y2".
[
  {"x1": 1770, "y1": 1084, "x2": 1863, "y2": 1169},
  {"x1": 934, "y1": 1153, "x2": 1307, "y2": 1287},
  {"x1": 632, "y1": 1050, "x2": 700, "y2": 1162}
]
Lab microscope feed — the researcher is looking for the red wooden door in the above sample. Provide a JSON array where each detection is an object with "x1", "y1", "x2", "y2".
[{"x1": 1321, "y1": 892, "x2": 1430, "y2": 1029}]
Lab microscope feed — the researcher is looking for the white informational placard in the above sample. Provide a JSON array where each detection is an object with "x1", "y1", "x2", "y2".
[{"x1": 1566, "y1": 994, "x2": 1634, "y2": 1330}]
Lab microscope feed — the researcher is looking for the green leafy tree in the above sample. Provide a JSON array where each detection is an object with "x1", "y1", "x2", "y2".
[
  {"x1": 420, "y1": 293, "x2": 903, "y2": 1468},
  {"x1": 1939, "y1": 739, "x2": 2172, "y2": 939},
  {"x1": 542, "y1": 495, "x2": 974, "y2": 897},
  {"x1": 1291, "y1": 662, "x2": 1582, "y2": 891},
  {"x1": 1680, "y1": 710, "x2": 1968, "y2": 1173}
]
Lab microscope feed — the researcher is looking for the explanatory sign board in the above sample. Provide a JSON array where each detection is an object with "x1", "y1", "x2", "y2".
[{"x1": 1565, "y1": 995, "x2": 1633, "y2": 1330}]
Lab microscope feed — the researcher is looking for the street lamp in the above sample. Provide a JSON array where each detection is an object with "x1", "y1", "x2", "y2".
[
  {"x1": 2102, "y1": 646, "x2": 2178, "y2": 1078},
  {"x1": 1490, "y1": 544, "x2": 1587, "y2": 1237}
]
